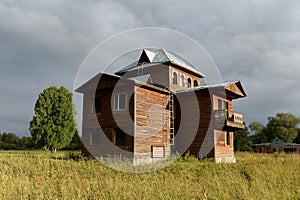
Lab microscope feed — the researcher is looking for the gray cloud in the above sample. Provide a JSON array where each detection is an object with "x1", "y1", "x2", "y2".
[{"x1": 1, "y1": 0, "x2": 300, "y2": 136}]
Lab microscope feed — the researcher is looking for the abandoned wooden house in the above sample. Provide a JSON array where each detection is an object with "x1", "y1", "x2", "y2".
[{"x1": 76, "y1": 48, "x2": 246, "y2": 163}]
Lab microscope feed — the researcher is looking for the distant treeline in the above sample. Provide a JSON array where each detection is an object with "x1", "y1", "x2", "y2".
[
  {"x1": 234, "y1": 112, "x2": 300, "y2": 151},
  {"x1": 0, "y1": 131, "x2": 81, "y2": 150}
]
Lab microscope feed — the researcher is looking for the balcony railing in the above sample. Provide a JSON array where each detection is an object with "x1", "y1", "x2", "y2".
[{"x1": 214, "y1": 110, "x2": 244, "y2": 130}]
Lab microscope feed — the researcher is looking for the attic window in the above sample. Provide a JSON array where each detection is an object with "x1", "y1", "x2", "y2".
[
  {"x1": 187, "y1": 78, "x2": 192, "y2": 88},
  {"x1": 194, "y1": 80, "x2": 198, "y2": 87},
  {"x1": 180, "y1": 74, "x2": 185, "y2": 87},
  {"x1": 172, "y1": 72, "x2": 178, "y2": 85}
]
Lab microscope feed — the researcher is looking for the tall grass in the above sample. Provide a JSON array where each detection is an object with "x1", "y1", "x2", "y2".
[{"x1": 0, "y1": 151, "x2": 299, "y2": 199}]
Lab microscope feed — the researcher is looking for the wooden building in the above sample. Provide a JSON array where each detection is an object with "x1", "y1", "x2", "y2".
[
  {"x1": 254, "y1": 145, "x2": 300, "y2": 154},
  {"x1": 253, "y1": 138, "x2": 300, "y2": 154},
  {"x1": 76, "y1": 48, "x2": 247, "y2": 163}
]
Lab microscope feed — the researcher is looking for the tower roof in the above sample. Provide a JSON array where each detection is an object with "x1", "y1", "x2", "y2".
[{"x1": 115, "y1": 48, "x2": 206, "y2": 77}]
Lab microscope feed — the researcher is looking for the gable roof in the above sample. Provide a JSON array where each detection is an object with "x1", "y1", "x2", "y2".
[
  {"x1": 75, "y1": 72, "x2": 169, "y2": 94},
  {"x1": 115, "y1": 48, "x2": 206, "y2": 77},
  {"x1": 128, "y1": 74, "x2": 152, "y2": 84},
  {"x1": 177, "y1": 80, "x2": 247, "y2": 99}
]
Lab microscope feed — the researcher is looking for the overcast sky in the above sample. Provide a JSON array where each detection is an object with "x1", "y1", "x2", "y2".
[{"x1": 1, "y1": 0, "x2": 300, "y2": 137}]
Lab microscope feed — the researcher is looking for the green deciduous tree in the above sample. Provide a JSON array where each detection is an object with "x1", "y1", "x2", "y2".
[
  {"x1": 266, "y1": 113, "x2": 300, "y2": 143},
  {"x1": 0, "y1": 132, "x2": 21, "y2": 150},
  {"x1": 234, "y1": 125, "x2": 252, "y2": 151},
  {"x1": 293, "y1": 131, "x2": 300, "y2": 144},
  {"x1": 250, "y1": 113, "x2": 300, "y2": 144},
  {"x1": 29, "y1": 86, "x2": 77, "y2": 152},
  {"x1": 249, "y1": 121, "x2": 267, "y2": 143}
]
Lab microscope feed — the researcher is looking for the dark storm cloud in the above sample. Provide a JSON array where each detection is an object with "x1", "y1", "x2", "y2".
[{"x1": 1, "y1": 0, "x2": 300, "y2": 136}]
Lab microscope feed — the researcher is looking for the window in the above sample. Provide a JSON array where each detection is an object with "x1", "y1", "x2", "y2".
[
  {"x1": 217, "y1": 99, "x2": 228, "y2": 110},
  {"x1": 194, "y1": 80, "x2": 198, "y2": 87},
  {"x1": 172, "y1": 72, "x2": 178, "y2": 85},
  {"x1": 115, "y1": 128, "x2": 126, "y2": 145},
  {"x1": 218, "y1": 99, "x2": 222, "y2": 110},
  {"x1": 225, "y1": 131, "x2": 230, "y2": 146},
  {"x1": 114, "y1": 93, "x2": 126, "y2": 110},
  {"x1": 91, "y1": 96, "x2": 101, "y2": 113},
  {"x1": 180, "y1": 74, "x2": 185, "y2": 87},
  {"x1": 187, "y1": 78, "x2": 192, "y2": 88},
  {"x1": 88, "y1": 128, "x2": 100, "y2": 146}
]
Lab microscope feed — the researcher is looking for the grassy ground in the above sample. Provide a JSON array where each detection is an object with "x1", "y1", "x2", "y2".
[{"x1": 0, "y1": 151, "x2": 299, "y2": 199}]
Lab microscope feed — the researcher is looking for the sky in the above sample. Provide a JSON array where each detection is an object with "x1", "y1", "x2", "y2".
[{"x1": 1, "y1": 0, "x2": 300, "y2": 137}]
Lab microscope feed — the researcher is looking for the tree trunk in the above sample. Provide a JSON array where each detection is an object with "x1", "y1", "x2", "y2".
[{"x1": 51, "y1": 147, "x2": 57, "y2": 154}]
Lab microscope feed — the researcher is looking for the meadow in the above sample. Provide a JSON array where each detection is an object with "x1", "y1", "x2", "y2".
[{"x1": 0, "y1": 151, "x2": 299, "y2": 199}]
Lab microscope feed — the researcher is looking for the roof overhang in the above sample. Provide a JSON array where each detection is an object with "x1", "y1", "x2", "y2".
[
  {"x1": 177, "y1": 80, "x2": 247, "y2": 99},
  {"x1": 75, "y1": 72, "x2": 170, "y2": 94}
]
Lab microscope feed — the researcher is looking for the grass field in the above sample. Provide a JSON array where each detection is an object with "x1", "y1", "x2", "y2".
[{"x1": 0, "y1": 151, "x2": 299, "y2": 199}]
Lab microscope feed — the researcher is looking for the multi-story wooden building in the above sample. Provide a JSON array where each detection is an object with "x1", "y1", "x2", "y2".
[{"x1": 76, "y1": 48, "x2": 246, "y2": 163}]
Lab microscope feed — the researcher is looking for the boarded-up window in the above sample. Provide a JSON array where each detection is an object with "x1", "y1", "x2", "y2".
[
  {"x1": 114, "y1": 93, "x2": 126, "y2": 110},
  {"x1": 152, "y1": 146, "x2": 165, "y2": 158}
]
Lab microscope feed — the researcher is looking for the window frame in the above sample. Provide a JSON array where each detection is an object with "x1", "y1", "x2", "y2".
[
  {"x1": 172, "y1": 71, "x2": 178, "y2": 85},
  {"x1": 113, "y1": 93, "x2": 127, "y2": 111},
  {"x1": 115, "y1": 128, "x2": 127, "y2": 145},
  {"x1": 91, "y1": 96, "x2": 101, "y2": 114},
  {"x1": 187, "y1": 77, "x2": 192, "y2": 88},
  {"x1": 225, "y1": 131, "x2": 230, "y2": 146},
  {"x1": 194, "y1": 80, "x2": 198, "y2": 87},
  {"x1": 180, "y1": 74, "x2": 185, "y2": 87},
  {"x1": 88, "y1": 128, "x2": 101, "y2": 146}
]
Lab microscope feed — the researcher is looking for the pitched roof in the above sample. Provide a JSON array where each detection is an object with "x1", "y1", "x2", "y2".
[
  {"x1": 115, "y1": 48, "x2": 206, "y2": 77},
  {"x1": 128, "y1": 74, "x2": 152, "y2": 84},
  {"x1": 75, "y1": 72, "x2": 169, "y2": 94},
  {"x1": 177, "y1": 80, "x2": 247, "y2": 98}
]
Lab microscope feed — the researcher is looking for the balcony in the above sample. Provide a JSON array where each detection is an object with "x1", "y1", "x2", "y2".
[{"x1": 213, "y1": 110, "x2": 245, "y2": 131}]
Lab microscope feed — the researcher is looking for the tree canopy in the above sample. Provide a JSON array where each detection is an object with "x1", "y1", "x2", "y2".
[
  {"x1": 29, "y1": 86, "x2": 77, "y2": 152},
  {"x1": 234, "y1": 125, "x2": 252, "y2": 151},
  {"x1": 249, "y1": 112, "x2": 300, "y2": 143}
]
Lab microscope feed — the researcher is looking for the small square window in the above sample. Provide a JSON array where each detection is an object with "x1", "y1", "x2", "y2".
[
  {"x1": 88, "y1": 128, "x2": 101, "y2": 146},
  {"x1": 114, "y1": 93, "x2": 126, "y2": 111}
]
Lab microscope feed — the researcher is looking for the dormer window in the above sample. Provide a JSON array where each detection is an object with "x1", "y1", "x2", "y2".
[{"x1": 172, "y1": 72, "x2": 178, "y2": 85}]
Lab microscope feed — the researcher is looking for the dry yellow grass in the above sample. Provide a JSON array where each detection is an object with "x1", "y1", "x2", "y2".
[{"x1": 0, "y1": 151, "x2": 299, "y2": 199}]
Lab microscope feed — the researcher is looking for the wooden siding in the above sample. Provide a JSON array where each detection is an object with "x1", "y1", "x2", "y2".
[
  {"x1": 81, "y1": 81, "x2": 135, "y2": 157},
  {"x1": 134, "y1": 86, "x2": 170, "y2": 163},
  {"x1": 174, "y1": 90, "x2": 214, "y2": 158},
  {"x1": 121, "y1": 64, "x2": 169, "y2": 89}
]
